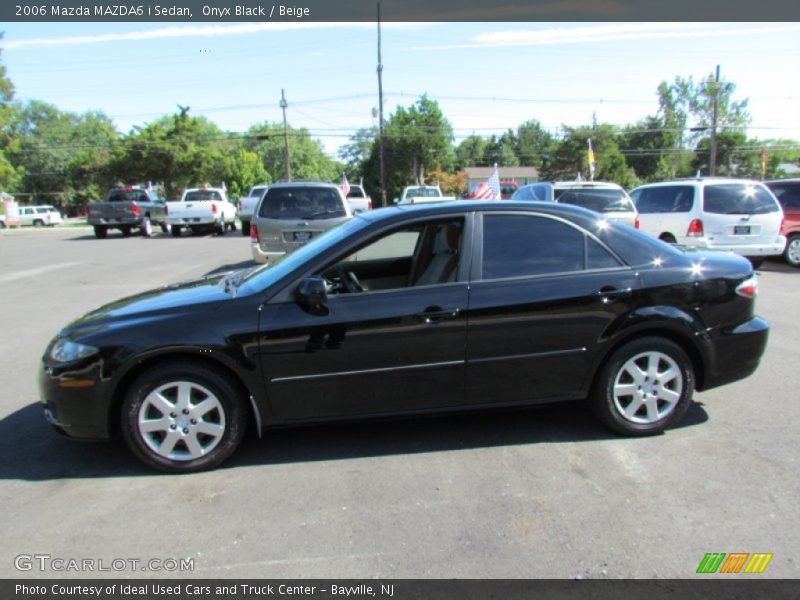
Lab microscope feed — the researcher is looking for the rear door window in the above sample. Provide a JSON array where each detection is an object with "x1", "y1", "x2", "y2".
[
  {"x1": 767, "y1": 183, "x2": 800, "y2": 210},
  {"x1": 703, "y1": 184, "x2": 779, "y2": 215},
  {"x1": 634, "y1": 186, "x2": 694, "y2": 213},
  {"x1": 555, "y1": 188, "x2": 635, "y2": 213}
]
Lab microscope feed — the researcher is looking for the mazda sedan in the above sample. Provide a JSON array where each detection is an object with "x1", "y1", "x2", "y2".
[{"x1": 40, "y1": 201, "x2": 769, "y2": 472}]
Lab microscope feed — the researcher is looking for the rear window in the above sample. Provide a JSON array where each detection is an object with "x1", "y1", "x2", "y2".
[
  {"x1": 405, "y1": 187, "x2": 441, "y2": 199},
  {"x1": 511, "y1": 184, "x2": 552, "y2": 201},
  {"x1": 554, "y1": 188, "x2": 635, "y2": 213},
  {"x1": 633, "y1": 185, "x2": 694, "y2": 213},
  {"x1": 259, "y1": 187, "x2": 346, "y2": 220},
  {"x1": 767, "y1": 182, "x2": 800, "y2": 210},
  {"x1": 107, "y1": 189, "x2": 149, "y2": 203},
  {"x1": 346, "y1": 185, "x2": 365, "y2": 199},
  {"x1": 184, "y1": 190, "x2": 223, "y2": 202},
  {"x1": 248, "y1": 186, "x2": 267, "y2": 198},
  {"x1": 703, "y1": 184, "x2": 779, "y2": 215}
]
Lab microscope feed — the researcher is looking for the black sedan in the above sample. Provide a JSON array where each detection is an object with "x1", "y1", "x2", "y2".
[{"x1": 40, "y1": 201, "x2": 769, "y2": 472}]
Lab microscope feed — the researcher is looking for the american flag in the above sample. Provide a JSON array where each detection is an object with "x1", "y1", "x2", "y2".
[
  {"x1": 340, "y1": 173, "x2": 351, "y2": 197},
  {"x1": 470, "y1": 164, "x2": 501, "y2": 200}
]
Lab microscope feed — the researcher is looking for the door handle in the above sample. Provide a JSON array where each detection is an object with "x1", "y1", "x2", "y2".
[
  {"x1": 416, "y1": 306, "x2": 461, "y2": 324},
  {"x1": 595, "y1": 286, "x2": 632, "y2": 304}
]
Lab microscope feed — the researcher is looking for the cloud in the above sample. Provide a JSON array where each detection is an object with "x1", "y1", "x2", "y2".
[
  {"x1": 414, "y1": 22, "x2": 800, "y2": 51},
  {"x1": 4, "y1": 22, "x2": 423, "y2": 50}
]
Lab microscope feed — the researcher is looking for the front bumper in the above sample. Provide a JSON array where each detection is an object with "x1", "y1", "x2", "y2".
[
  {"x1": 686, "y1": 237, "x2": 786, "y2": 257},
  {"x1": 700, "y1": 316, "x2": 769, "y2": 391},
  {"x1": 251, "y1": 242, "x2": 285, "y2": 265},
  {"x1": 38, "y1": 361, "x2": 114, "y2": 440}
]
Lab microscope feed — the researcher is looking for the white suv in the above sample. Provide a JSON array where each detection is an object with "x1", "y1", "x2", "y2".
[{"x1": 630, "y1": 178, "x2": 785, "y2": 266}]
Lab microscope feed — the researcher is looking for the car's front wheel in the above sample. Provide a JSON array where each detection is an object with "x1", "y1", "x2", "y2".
[
  {"x1": 121, "y1": 362, "x2": 248, "y2": 472},
  {"x1": 591, "y1": 337, "x2": 694, "y2": 435},
  {"x1": 784, "y1": 234, "x2": 800, "y2": 268},
  {"x1": 93, "y1": 225, "x2": 108, "y2": 239}
]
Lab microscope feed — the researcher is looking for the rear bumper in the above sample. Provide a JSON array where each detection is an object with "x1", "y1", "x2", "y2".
[
  {"x1": 251, "y1": 242, "x2": 285, "y2": 265},
  {"x1": 87, "y1": 217, "x2": 142, "y2": 227},
  {"x1": 700, "y1": 316, "x2": 769, "y2": 391},
  {"x1": 687, "y1": 237, "x2": 786, "y2": 257},
  {"x1": 166, "y1": 216, "x2": 220, "y2": 227}
]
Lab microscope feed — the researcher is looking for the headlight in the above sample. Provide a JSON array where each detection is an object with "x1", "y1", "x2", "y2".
[{"x1": 49, "y1": 339, "x2": 99, "y2": 363}]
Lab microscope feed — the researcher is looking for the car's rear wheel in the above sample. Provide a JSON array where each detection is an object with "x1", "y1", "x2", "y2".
[
  {"x1": 93, "y1": 225, "x2": 108, "y2": 239},
  {"x1": 216, "y1": 221, "x2": 226, "y2": 236},
  {"x1": 784, "y1": 234, "x2": 800, "y2": 268},
  {"x1": 170, "y1": 225, "x2": 181, "y2": 237},
  {"x1": 241, "y1": 221, "x2": 251, "y2": 237},
  {"x1": 121, "y1": 362, "x2": 248, "y2": 473},
  {"x1": 659, "y1": 233, "x2": 677, "y2": 244},
  {"x1": 591, "y1": 337, "x2": 694, "y2": 435},
  {"x1": 33, "y1": 219, "x2": 45, "y2": 227}
]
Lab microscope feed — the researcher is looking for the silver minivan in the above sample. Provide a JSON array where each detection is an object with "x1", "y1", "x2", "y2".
[{"x1": 250, "y1": 181, "x2": 353, "y2": 264}]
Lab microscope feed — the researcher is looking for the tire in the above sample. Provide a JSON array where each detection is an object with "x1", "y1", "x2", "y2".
[
  {"x1": 160, "y1": 222, "x2": 169, "y2": 234},
  {"x1": 746, "y1": 257, "x2": 765, "y2": 269},
  {"x1": 93, "y1": 225, "x2": 108, "y2": 239},
  {"x1": 216, "y1": 221, "x2": 226, "y2": 236},
  {"x1": 590, "y1": 337, "x2": 694, "y2": 436},
  {"x1": 170, "y1": 225, "x2": 182, "y2": 237},
  {"x1": 659, "y1": 233, "x2": 677, "y2": 244},
  {"x1": 140, "y1": 218, "x2": 153, "y2": 238},
  {"x1": 228, "y1": 220, "x2": 237, "y2": 232},
  {"x1": 783, "y1": 234, "x2": 800, "y2": 268},
  {"x1": 120, "y1": 362, "x2": 248, "y2": 473},
  {"x1": 120, "y1": 226, "x2": 132, "y2": 237},
  {"x1": 33, "y1": 219, "x2": 45, "y2": 227},
  {"x1": 241, "y1": 221, "x2": 251, "y2": 237}
]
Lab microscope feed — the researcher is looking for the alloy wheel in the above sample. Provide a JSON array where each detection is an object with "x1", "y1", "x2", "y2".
[{"x1": 612, "y1": 351, "x2": 684, "y2": 424}]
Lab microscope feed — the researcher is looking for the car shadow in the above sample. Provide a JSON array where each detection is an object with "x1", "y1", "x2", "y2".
[
  {"x1": 759, "y1": 257, "x2": 797, "y2": 274},
  {"x1": 0, "y1": 400, "x2": 708, "y2": 481}
]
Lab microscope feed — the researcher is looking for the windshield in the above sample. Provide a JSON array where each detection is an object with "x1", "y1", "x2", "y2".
[
  {"x1": 184, "y1": 190, "x2": 222, "y2": 202},
  {"x1": 237, "y1": 217, "x2": 370, "y2": 295},
  {"x1": 259, "y1": 186, "x2": 346, "y2": 220},
  {"x1": 703, "y1": 184, "x2": 780, "y2": 215},
  {"x1": 554, "y1": 188, "x2": 635, "y2": 213},
  {"x1": 107, "y1": 189, "x2": 150, "y2": 203},
  {"x1": 406, "y1": 187, "x2": 441, "y2": 198}
]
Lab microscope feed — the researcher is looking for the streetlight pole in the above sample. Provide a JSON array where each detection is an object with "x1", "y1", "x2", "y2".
[
  {"x1": 377, "y1": 2, "x2": 387, "y2": 207},
  {"x1": 280, "y1": 89, "x2": 292, "y2": 181}
]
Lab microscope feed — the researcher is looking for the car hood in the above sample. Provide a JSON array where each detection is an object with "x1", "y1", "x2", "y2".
[{"x1": 66, "y1": 273, "x2": 233, "y2": 331}]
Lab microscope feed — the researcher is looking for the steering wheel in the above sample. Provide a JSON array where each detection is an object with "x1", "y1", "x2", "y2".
[
  {"x1": 324, "y1": 265, "x2": 363, "y2": 294},
  {"x1": 346, "y1": 270, "x2": 364, "y2": 293}
]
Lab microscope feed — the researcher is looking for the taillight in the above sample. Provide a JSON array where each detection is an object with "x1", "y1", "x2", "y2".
[
  {"x1": 131, "y1": 203, "x2": 140, "y2": 217},
  {"x1": 735, "y1": 276, "x2": 758, "y2": 298},
  {"x1": 212, "y1": 203, "x2": 218, "y2": 214},
  {"x1": 250, "y1": 223, "x2": 258, "y2": 242},
  {"x1": 634, "y1": 215, "x2": 640, "y2": 229},
  {"x1": 687, "y1": 219, "x2": 704, "y2": 237},
  {"x1": 368, "y1": 199, "x2": 373, "y2": 210}
]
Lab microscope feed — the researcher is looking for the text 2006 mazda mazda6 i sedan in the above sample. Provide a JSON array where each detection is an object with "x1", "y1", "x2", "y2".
[{"x1": 40, "y1": 201, "x2": 769, "y2": 472}]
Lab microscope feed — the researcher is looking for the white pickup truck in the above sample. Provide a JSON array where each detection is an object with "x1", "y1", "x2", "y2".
[
  {"x1": 344, "y1": 183, "x2": 373, "y2": 214},
  {"x1": 396, "y1": 185, "x2": 457, "y2": 205},
  {"x1": 237, "y1": 183, "x2": 269, "y2": 237},
  {"x1": 165, "y1": 187, "x2": 238, "y2": 237}
]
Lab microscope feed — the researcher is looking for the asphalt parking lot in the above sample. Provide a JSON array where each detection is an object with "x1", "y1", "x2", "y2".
[{"x1": 0, "y1": 224, "x2": 797, "y2": 579}]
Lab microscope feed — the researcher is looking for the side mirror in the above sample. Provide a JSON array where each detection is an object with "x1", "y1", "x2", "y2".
[{"x1": 296, "y1": 276, "x2": 329, "y2": 315}]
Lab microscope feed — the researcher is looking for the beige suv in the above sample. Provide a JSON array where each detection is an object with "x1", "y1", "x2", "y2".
[{"x1": 250, "y1": 181, "x2": 352, "y2": 264}]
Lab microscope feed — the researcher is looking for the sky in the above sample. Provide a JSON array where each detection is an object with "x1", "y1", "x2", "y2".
[{"x1": 2, "y1": 22, "x2": 800, "y2": 160}]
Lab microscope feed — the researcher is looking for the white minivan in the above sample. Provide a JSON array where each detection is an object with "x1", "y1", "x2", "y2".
[{"x1": 630, "y1": 178, "x2": 785, "y2": 267}]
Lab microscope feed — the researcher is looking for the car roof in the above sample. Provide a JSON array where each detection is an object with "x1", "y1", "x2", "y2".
[
  {"x1": 765, "y1": 178, "x2": 800, "y2": 185},
  {"x1": 266, "y1": 181, "x2": 338, "y2": 189},
  {"x1": 358, "y1": 199, "x2": 600, "y2": 223},
  {"x1": 633, "y1": 177, "x2": 768, "y2": 189},
  {"x1": 551, "y1": 181, "x2": 625, "y2": 190}
]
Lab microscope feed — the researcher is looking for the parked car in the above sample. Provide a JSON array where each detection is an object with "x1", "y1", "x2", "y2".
[
  {"x1": 39, "y1": 200, "x2": 769, "y2": 472},
  {"x1": 467, "y1": 180, "x2": 520, "y2": 199},
  {"x1": 165, "y1": 186, "x2": 238, "y2": 237},
  {"x1": 629, "y1": 178, "x2": 785, "y2": 268},
  {"x1": 344, "y1": 183, "x2": 372, "y2": 215},
  {"x1": 396, "y1": 185, "x2": 457, "y2": 204},
  {"x1": 238, "y1": 183, "x2": 269, "y2": 237},
  {"x1": 250, "y1": 181, "x2": 352, "y2": 264},
  {"x1": 88, "y1": 187, "x2": 166, "y2": 238},
  {"x1": 513, "y1": 181, "x2": 639, "y2": 228},
  {"x1": 764, "y1": 178, "x2": 800, "y2": 267},
  {"x1": 18, "y1": 205, "x2": 64, "y2": 227}
]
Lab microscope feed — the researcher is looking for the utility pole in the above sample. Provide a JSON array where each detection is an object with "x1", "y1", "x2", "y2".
[
  {"x1": 280, "y1": 88, "x2": 292, "y2": 181},
  {"x1": 709, "y1": 65, "x2": 720, "y2": 176},
  {"x1": 376, "y1": 2, "x2": 387, "y2": 207}
]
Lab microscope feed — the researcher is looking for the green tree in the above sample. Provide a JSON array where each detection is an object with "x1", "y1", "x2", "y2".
[
  {"x1": 244, "y1": 122, "x2": 339, "y2": 182},
  {"x1": 515, "y1": 120, "x2": 554, "y2": 167},
  {"x1": 383, "y1": 95, "x2": 454, "y2": 185},
  {"x1": 222, "y1": 149, "x2": 270, "y2": 198},
  {"x1": 455, "y1": 135, "x2": 489, "y2": 169},
  {"x1": 0, "y1": 37, "x2": 21, "y2": 191},
  {"x1": 338, "y1": 127, "x2": 377, "y2": 178},
  {"x1": 542, "y1": 124, "x2": 634, "y2": 187},
  {"x1": 484, "y1": 131, "x2": 520, "y2": 167}
]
